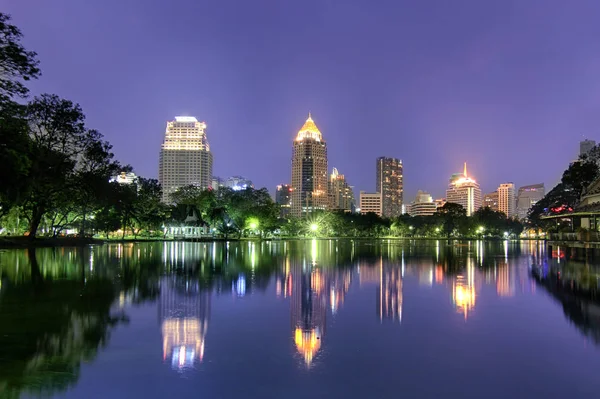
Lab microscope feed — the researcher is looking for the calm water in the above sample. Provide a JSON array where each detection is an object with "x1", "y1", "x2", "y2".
[{"x1": 1, "y1": 240, "x2": 600, "y2": 398}]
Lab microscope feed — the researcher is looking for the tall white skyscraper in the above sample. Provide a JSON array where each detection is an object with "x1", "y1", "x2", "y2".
[
  {"x1": 497, "y1": 183, "x2": 515, "y2": 218},
  {"x1": 159, "y1": 116, "x2": 213, "y2": 202},
  {"x1": 445, "y1": 163, "x2": 482, "y2": 216}
]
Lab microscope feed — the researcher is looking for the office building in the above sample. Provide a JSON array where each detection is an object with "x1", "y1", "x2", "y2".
[
  {"x1": 328, "y1": 168, "x2": 355, "y2": 212},
  {"x1": 291, "y1": 114, "x2": 329, "y2": 217},
  {"x1": 580, "y1": 139, "x2": 596, "y2": 157},
  {"x1": 376, "y1": 157, "x2": 403, "y2": 218},
  {"x1": 159, "y1": 116, "x2": 213, "y2": 202},
  {"x1": 359, "y1": 192, "x2": 382, "y2": 216},
  {"x1": 483, "y1": 191, "x2": 499, "y2": 211},
  {"x1": 276, "y1": 184, "x2": 293, "y2": 218},
  {"x1": 211, "y1": 176, "x2": 224, "y2": 190},
  {"x1": 409, "y1": 190, "x2": 437, "y2": 217},
  {"x1": 445, "y1": 163, "x2": 482, "y2": 216},
  {"x1": 224, "y1": 176, "x2": 253, "y2": 191},
  {"x1": 497, "y1": 183, "x2": 516, "y2": 218},
  {"x1": 516, "y1": 183, "x2": 545, "y2": 220}
]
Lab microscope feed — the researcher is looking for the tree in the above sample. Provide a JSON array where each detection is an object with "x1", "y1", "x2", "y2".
[
  {"x1": 435, "y1": 203, "x2": 467, "y2": 238},
  {"x1": 0, "y1": 13, "x2": 40, "y2": 217}
]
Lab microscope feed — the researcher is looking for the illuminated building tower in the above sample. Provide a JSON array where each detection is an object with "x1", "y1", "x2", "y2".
[
  {"x1": 276, "y1": 184, "x2": 293, "y2": 218},
  {"x1": 445, "y1": 163, "x2": 482, "y2": 216},
  {"x1": 159, "y1": 116, "x2": 213, "y2": 202},
  {"x1": 497, "y1": 183, "x2": 516, "y2": 218},
  {"x1": 291, "y1": 114, "x2": 329, "y2": 217},
  {"x1": 376, "y1": 157, "x2": 403, "y2": 218},
  {"x1": 409, "y1": 190, "x2": 436, "y2": 216},
  {"x1": 290, "y1": 256, "x2": 327, "y2": 367},
  {"x1": 483, "y1": 191, "x2": 499, "y2": 211},
  {"x1": 328, "y1": 167, "x2": 355, "y2": 212},
  {"x1": 516, "y1": 183, "x2": 545, "y2": 220},
  {"x1": 159, "y1": 276, "x2": 210, "y2": 370}
]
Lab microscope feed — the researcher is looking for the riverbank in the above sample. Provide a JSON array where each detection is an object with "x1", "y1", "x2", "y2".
[{"x1": 0, "y1": 235, "x2": 543, "y2": 249}]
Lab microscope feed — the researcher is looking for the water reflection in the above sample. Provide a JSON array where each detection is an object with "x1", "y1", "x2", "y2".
[{"x1": 1, "y1": 239, "x2": 599, "y2": 397}]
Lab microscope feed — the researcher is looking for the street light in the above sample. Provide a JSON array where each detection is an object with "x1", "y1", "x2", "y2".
[
  {"x1": 310, "y1": 223, "x2": 319, "y2": 232},
  {"x1": 250, "y1": 222, "x2": 258, "y2": 230}
]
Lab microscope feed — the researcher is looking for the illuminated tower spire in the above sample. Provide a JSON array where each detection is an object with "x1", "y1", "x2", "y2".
[{"x1": 463, "y1": 162, "x2": 468, "y2": 177}]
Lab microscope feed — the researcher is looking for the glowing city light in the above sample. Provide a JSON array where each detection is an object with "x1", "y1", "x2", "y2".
[
  {"x1": 295, "y1": 113, "x2": 322, "y2": 142},
  {"x1": 310, "y1": 223, "x2": 319, "y2": 232}
]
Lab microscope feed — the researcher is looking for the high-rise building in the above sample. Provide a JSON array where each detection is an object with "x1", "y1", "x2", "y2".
[
  {"x1": 359, "y1": 192, "x2": 382, "y2": 216},
  {"x1": 328, "y1": 168, "x2": 354, "y2": 212},
  {"x1": 376, "y1": 157, "x2": 403, "y2": 218},
  {"x1": 497, "y1": 183, "x2": 516, "y2": 218},
  {"x1": 224, "y1": 176, "x2": 253, "y2": 191},
  {"x1": 291, "y1": 114, "x2": 328, "y2": 218},
  {"x1": 445, "y1": 163, "x2": 482, "y2": 216},
  {"x1": 409, "y1": 190, "x2": 437, "y2": 217},
  {"x1": 516, "y1": 183, "x2": 545, "y2": 220},
  {"x1": 159, "y1": 116, "x2": 213, "y2": 202},
  {"x1": 483, "y1": 191, "x2": 499, "y2": 211},
  {"x1": 580, "y1": 139, "x2": 596, "y2": 157},
  {"x1": 276, "y1": 184, "x2": 293, "y2": 218}
]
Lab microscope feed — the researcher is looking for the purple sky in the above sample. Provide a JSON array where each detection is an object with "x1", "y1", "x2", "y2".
[{"x1": 5, "y1": 0, "x2": 600, "y2": 200}]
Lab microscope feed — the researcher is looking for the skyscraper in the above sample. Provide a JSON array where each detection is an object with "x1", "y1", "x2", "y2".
[
  {"x1": 580, "y1": 139, "x2": 596, "y2": 157},
  {"x1": 376, "y1": 157, "x2": 403, "y2": 218},
  {"x1": 275, "y1": 184, "x2": 293, "y2": 218},
  {"x1": 328, "y1": 167, "x2": 355, "y2": 212},
  {"x1": 291, "y1": 114, "x2": 329, "y2": 218},
  {"x1": 497, "y1": 183, "x2": 516, "y2": 218},
  {"x1": 516, "y1": 183, "x2": 545, "y2": 220},
  {"x1": 445, "y1": 163, "x2": 482, "y2": 216},
  {"x1": 159, "y1": 116, "x2": 213, "y2": 202}
]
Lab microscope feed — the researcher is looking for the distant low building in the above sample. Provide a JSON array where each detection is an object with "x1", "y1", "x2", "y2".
[
  {"x1": 483, "y1": 191, "x2": 499, "y2": 211},
  {"x1": 110, "y1": 171, "x2": 137, "y2": 185},
  {"x1": 225, "y1": 176, "x2": 253, "y2": 191},
  {"x1": 409, "y1": 190, "x2": 436, "y2": 217},
  {"x1": 434, "y1": 198, "x2": 446, "y2": 209},
  {"x1": 211, "y1": 176, "x2": 224, "y2": 190},
  {"x1": 359, "y1": 192, "x2": 382, "y2": 216}
]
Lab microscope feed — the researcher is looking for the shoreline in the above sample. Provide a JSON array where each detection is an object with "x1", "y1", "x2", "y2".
[{"x1": 0, "y1": 236, "x2": 545, "y2": 249}]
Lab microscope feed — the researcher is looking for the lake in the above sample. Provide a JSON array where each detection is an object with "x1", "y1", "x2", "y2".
[{"x1": 1, "y1": 239, "x2": 600, "y2": 398}]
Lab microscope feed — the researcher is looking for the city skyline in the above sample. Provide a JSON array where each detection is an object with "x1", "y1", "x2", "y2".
[{"x1": 5, "y1": 1, "x2": 599, "y2": 201}]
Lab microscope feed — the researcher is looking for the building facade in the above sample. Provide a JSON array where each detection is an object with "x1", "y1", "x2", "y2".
[
  {"x1": 359, "y1": 191, "x2": 382, "y2": 216},
  {"x1": 409, "y1": 190, "x2": 437, "y2": 217},
  {"x1": 516, "y1": 183, "x2": 545, "y2": 220},
  {"x1": 497, "y1": 183, "x2": 516, "y2": 218},
  {"x1": 159, "y1": 116, "x2": 213, "y2": 202},
  {"x1": 483, "y1": 191, "x2": 499, "y2": 211},
  {"x1": 328, "y1": 167, "x2": 354, "y2": 212},
  {"x1": 291, "y1": 114, "x2": 329, "y2": 218},
  {"x1": 445, "y1": 163, "x2": 482, "y2": 216},
  {"x1": 376, "y1": 157, "x2": 403, "y2": 218},
  {"x1": 276, "y1": 184, "x2": 293, "y2": 218},
  {"x1": 110, "y1": 171, "x2": 137, "y2": 185}
]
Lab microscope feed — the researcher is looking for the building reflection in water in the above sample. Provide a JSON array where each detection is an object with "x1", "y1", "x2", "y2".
[
  {"x1": 159, "y1": 276, "x2": 210, "y2": 370},
  {"x1": 288, "y1": 239, "x2": 351, "y2": 367},
  {"x1": 452, "y1": 258, "x2": 477, "y2": 320},
  {"x1": 359, "y1": 257, "x2": 403, "y2": 323}
]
